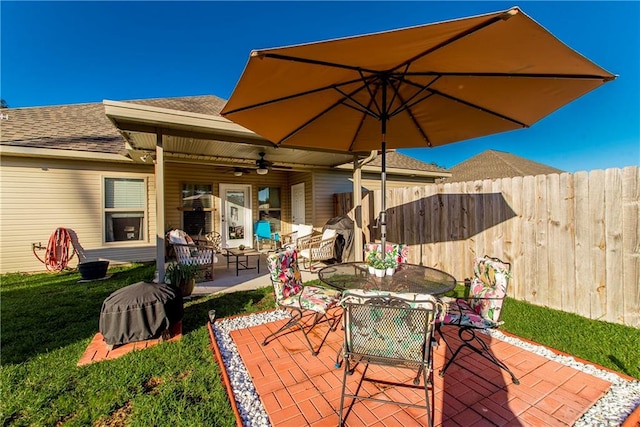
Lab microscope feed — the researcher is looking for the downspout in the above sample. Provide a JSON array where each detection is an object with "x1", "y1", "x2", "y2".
[
  {"x1": 155, "y1": 131, "x2": 166, "y2": 283},
  {"x1": 353, "y1": 150, "x2": 377, "y2": 261}
]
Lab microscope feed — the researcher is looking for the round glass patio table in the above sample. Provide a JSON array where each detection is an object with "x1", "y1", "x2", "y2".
[{"x1": 318, "y1": 262, "x2": 456, "y2": 296}]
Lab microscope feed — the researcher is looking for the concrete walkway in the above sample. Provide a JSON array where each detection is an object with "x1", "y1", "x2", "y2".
[{"x1": 190, "y1": 252, "x2": 322, "y2": 296}]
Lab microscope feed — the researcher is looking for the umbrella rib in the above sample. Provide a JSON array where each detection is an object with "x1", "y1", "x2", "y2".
[
  {"x1": 386, "y1": 74, "x2": 441, "y2": 118},
  {"x1": 222, "y1": 75, "x2": 374, "y2": 115},
  {"x1": 431, "y1": 87, "x2": 529, "y2": 127},
  {"x1": 389, "y1": 10, "x2": 517, "y2": 74},
  {"x1": 258, "y1": 52, "x2": 397, "y2": 77},
  {"x1": 386, "y1": 80, "x2": 434, "y2": 147},
  {"x1": 275, "y1": 81, "x2": 377, "y2": 147},
  {"x1": 404, "y1": 71, "x2": 613, "y2": 81}
]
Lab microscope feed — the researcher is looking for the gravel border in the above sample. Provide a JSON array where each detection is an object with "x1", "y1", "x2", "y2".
[{"x1": 213, "y1": 311, "x2": 640, "y2": 427}]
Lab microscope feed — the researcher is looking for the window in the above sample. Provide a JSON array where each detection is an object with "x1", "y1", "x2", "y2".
[
  {"x1": 182, "y1": 184, "x2": 213, "y2": 235},
  {"x1": 258, "y1": 187, "x2": 281, "y2": 232},
  {"x1": 104, "y1": 177, "x2": 146, "y2": 242}
]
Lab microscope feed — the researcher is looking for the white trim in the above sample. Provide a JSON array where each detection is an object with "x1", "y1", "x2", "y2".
[
  {"x1": 103, "y1": 99, "x2": 267, "y2": 142},
  {"x1": 0, "y1": 145, "x2": 133, "y2": 163}
]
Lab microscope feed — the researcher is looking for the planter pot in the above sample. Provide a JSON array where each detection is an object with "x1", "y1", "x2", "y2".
[
  {"x1": 179, "y1": 278, "x2": 196, "y2": 297},
  {"x1": 386, "y1": 267, "x2": 396, "y2": 276},
  {"x1": 78, "y1": 260, "x2": 109, "y2": 280},
  {"x1": 368, "y1": 265, "x2": 375, "y2": 274},
  {"x1": 374, "y1": 268, "x2": 385, "y2": 278}
]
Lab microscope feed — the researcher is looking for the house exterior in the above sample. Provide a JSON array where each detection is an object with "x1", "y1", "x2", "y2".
[{"x1": 0, "y1": 95, "x2": 450, "y2": 274}]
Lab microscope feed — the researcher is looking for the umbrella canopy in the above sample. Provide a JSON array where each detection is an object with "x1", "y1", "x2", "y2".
[{"x1": 221, "y1": 6, "x2": 615, "y2": 251}]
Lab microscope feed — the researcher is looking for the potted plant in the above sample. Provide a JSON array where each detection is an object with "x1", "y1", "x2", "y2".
[
  {"x1": 238, "y1": 244, "x2": 246, "y2": 251},
  {"x1": 370, "y1": 257, "x2": 386, "y2": 278},
  {"x1": 384, "y1": 257, "x2": 397, "y2": 276},
  {"x1": 165, "y1": 262, "x2": 199, "y2": 297},
  {"x1": 365, "y1": 250, "x2": 379, "y2": 274}
]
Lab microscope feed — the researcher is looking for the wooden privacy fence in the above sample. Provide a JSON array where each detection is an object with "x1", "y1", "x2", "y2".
[{"x1": 334, "y1": 166, "x2": 639, "y2": 327}]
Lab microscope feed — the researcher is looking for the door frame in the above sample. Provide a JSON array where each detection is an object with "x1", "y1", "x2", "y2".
[
  {"x1": 291, "y1": 182, "x2": 306, "y2": 231},
  {"x1": 219, "y1": 183, "x2": 253, "y2": 249}
]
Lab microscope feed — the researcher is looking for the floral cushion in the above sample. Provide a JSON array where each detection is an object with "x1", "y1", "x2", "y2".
[
  {"x1": 267, "y1": 249, "x2": 303, "y2": 300},
  {"x1": 281, "y1": 285, "x2": 341, "y2": 314},
  {"x1": 443, "y1": 256, "x2": 511, "y2": 329},
  {"x1": 340, "y1": 290, "x2": 439, "y2": 362},
  {"x1": 267, "y1": 249, "x2": 341, "y2": 313}
]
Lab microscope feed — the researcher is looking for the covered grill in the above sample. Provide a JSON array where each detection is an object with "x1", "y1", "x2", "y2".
[
  {"x1": 99, "y1": 281, "x2": 183, "y2": 347},
  {"x1": 323, "y1": 215, "x2": 355, "y2": 262}
]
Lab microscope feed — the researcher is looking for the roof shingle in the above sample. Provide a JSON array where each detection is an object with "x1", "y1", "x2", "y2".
[
  {"x1": 444, "y1": 149, "x2": 564, "y2": 182},
  {"x1": 0, "y1": 95, "x2": 226, "y2": 154}
]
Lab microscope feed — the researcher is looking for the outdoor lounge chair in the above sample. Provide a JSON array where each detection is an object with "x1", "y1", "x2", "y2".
[
  {"x1": 166, "y1": 229, "x2": 218, "y2": 281},
  {"x1": 253, "y1": 220, "x2": 280, "y2": 251},
  {"x1": 280, "y1": 224, "x2": 318, "y2": 249},
  {"x1": 297, "y1": 228, "x2": 338, "y2": 270},
  {"x1": 338, "y1": 291, "x2": 443, "y2": 427},
  {"x1": 263, "y1": 248, "x2": 342, "y2": 355},
  {"x1": 438, "y1": 255, "x2": 520, "y2": 384}
]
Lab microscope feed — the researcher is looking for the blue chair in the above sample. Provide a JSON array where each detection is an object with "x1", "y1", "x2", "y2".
[{"x1": 254, "y1": 220, "x2": 279, "y2": 250}]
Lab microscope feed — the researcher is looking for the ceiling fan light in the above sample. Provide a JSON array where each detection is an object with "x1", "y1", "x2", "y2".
[
  {"x1": 256, "y1": 167, "x2": 269, "y2": 175},
  {"x1": 233, "y1": 170, "x2": 243, "y2": 177}
]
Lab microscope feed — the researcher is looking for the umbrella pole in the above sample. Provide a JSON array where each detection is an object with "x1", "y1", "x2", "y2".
[{"x1": 380, "y1": 118, "x2": 387, "y2": 258}]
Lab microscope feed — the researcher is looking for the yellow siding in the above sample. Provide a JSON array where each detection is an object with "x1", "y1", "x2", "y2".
[
  {"x1": 0, "y1": 157, "x2": 156, "y2": 273},
  {"x1": 312, "y1": 170, "x2": 354, "y2": 226}
]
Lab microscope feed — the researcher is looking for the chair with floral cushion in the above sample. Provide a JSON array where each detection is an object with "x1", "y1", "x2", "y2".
[
  {"x1": 338, "y1": 291, "x2": 443, "y2": 427},
  {"x1": 263, "y1": 248, "x2": 342, "y2": 356},
  {"x1": 438, "y1": 255, "x2": 519, "y2": 384}
]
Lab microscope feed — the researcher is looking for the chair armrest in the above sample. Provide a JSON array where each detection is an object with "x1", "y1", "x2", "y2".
[{"x1": 297, "y1": 232, "x2": 322, "y2": 250}]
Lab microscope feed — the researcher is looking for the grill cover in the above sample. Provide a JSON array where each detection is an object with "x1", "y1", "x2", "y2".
[
  {"x1": 99, "y1": 281, "x2": 183, "y2": 346},
  {"x1": 323, "y1": 215, "x2": 355, "y2": 262}
]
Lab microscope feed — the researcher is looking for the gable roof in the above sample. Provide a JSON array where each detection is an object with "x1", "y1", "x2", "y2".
[
  {"x1": 444, "y1": 150, "x2": 564, "y2": 182},
  {"x1": 0, "y1": 95, "x2": 226, "y2": 155},
  {"x1": 1, "y1": 95, "x2": 449, "y2": 178}
]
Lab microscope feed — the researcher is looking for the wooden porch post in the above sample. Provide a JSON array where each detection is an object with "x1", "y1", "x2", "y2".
[{"x1": 155, "y1": 131, "x2": 166, "y2": 283}]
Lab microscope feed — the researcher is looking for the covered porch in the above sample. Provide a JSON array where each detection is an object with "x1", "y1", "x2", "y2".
[{"x1": 104, "y1": 100, "x2": 448, "y2": 284}]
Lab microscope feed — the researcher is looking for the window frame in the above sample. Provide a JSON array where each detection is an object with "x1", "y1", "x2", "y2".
[
  {"x1": 258, "y1": 186, "x2": 282, "y2": 233},
  {"x1": 102, "y1": 175, "x2": 148, "y2": 245}
]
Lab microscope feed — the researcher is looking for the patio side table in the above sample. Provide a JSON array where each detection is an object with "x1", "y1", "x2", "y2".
[{"x1": 224, "y1": 247, "x2": 261, "y2": 276}]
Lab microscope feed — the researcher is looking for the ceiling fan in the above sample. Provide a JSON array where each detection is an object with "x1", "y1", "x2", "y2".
[{"x1": 255, "y1": 152, "x2": 272, "y2": 175}]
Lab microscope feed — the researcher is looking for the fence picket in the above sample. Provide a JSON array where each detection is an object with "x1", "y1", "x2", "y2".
[{"x1": 334, "y1": 166, "x2": 639, "y2": 326}]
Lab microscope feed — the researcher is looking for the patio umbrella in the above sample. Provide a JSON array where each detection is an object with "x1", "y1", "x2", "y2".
[{"x1": 221, "y1": 6, "x2": 615, "y2": 252}]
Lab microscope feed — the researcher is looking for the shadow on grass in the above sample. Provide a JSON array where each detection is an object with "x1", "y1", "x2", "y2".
[
  {"x1": 0, "y1": 262, "x2": 276, "y2": 365},
  {"x1": 181, "y1": 288, "x2": 275, "y2": 334},
  {"x1": 0, "y1": 264, "x2": 156, "y2": 365}
]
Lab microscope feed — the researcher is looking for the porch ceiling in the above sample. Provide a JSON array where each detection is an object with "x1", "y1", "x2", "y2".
[{"x1": 104, "y1": 100, "x2": 363, "y2": 171}]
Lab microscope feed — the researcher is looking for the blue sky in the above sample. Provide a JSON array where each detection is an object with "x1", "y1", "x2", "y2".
[{"x1": 1, "y1": 1, "x2": 638, "y2": 172}]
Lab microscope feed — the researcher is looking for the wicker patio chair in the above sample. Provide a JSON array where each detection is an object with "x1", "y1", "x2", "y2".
[
  {"x1": 338, "y1": 291, "x2": 443, "y2": 427},
  {"x1": 263, "y1": 248, "x2": 342, "y2": 355},
  {"x1": 297, "y1": 228, "x2": 338, "y2": 270},
  {"x1": 438, "y1": 255, "x2": 520, "y2": 384},
  {"x1": 166, "y1": 229, "x2": 217, "y2": 281}
]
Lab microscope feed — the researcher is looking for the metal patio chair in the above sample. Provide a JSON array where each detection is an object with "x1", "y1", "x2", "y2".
[
  {"x1": 438, "y1": 255, "x2": 520, "y2": 384},
  {"x1": 338, "y1": 291, "x2": 443, "y2": 427},
  {"x1": 254, "y1": 219, "x2": 279, "y2": 251},
  {"x1": 263, "y1": 248, "x2": 342, "y2": 355}
]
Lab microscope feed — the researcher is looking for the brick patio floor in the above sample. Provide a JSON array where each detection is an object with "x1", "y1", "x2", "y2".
[{"x1": 211, "y1": 309, "x2": 628, "y2": 426}]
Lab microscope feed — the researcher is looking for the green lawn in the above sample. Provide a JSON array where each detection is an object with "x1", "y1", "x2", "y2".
[{"x1": 1, "y1": 264, "x2": 638, "y2": 426}]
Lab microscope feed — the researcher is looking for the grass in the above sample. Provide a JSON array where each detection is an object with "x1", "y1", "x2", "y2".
[
  {"x1": 1, "y1": 263, "x2": 275, "y2": 426},
  {"x1": 2, "y1": 265, "x2": 639, "y2": 426}
]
